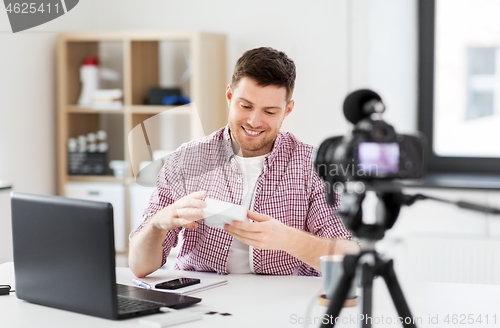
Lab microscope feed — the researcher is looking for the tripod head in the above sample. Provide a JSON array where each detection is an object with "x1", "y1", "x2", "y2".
[{"x1": 336, "y1": 182, "x2": 405, "y2": 240}]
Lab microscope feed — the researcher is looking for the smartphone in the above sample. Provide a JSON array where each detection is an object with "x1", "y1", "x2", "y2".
[{"x1": 155, "y1": 278, "x2": 201, "y2": 290}]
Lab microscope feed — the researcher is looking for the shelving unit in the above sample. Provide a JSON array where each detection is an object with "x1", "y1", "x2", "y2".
[{"x1": 57, "y1": 31, "x2": 227, "y2": 252}]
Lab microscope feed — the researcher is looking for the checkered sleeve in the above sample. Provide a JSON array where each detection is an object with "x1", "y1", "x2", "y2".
[
  {"x1": 306, "y1": 169, "x2": 351, "y2": 240},
  {"x1": 293, "y1": 167, "x2": 353, "y2": 277},
  {"x1": 130, "y1": 151, "x2": 186, "y2": 267}
]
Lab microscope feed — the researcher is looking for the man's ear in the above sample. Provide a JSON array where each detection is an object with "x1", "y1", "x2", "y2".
[
  {"x1": 284, "y1": 100, "x2": 294, "y2": 118},
  {"x1": 226, "y1": 84, "x2": 232, "y2": 106}
]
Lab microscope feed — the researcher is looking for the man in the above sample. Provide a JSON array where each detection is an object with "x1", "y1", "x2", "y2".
[{"x1": 129, "y1": 47, "x2": 359, "y2": 278}]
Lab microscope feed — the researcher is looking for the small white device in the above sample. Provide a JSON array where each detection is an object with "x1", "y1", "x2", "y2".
[{"x1": 203, "y1": 198, "x2": 248, "y2": 229}]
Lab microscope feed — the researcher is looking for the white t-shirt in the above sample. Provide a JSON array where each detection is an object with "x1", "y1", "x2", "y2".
[{"x1": 226, "y1": 153, "x2": 267, "y2": 273}]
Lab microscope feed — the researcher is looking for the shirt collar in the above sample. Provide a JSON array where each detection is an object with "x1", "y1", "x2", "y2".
[{"x1": 222, "y1": 125, "x2": 284, "y2": 168}]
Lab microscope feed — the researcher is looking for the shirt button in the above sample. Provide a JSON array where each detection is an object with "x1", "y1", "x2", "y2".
[
  {"x1": 236, "y1": 178, "x2": 242, "y2": 183},
  {"x1": 224, "y1": 246, "x2": 229, "y2": 251}
]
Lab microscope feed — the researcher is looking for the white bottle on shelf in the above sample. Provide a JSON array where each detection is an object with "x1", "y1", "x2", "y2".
[{"x1": 78, "y1": 57, "x2": 100, "y2": 106}]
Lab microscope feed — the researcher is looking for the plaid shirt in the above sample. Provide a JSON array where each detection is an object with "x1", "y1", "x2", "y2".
[{"x1": 134, "y1": 126, "x2": 351, "y2": 276}]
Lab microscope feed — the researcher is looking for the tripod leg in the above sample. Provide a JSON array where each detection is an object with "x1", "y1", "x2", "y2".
[
  {"x1": 381, "y1": 259, "x2": 417, "y2": 328},
  {"x1": 320, "y1": 255, "x2": 358, "y2": 328},
  {"x1": 361, "y1": 262, "x2": 376, "y2": 328}
]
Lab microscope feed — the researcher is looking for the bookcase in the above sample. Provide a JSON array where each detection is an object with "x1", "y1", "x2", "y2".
[{"x1": 56, "y1": 31, "x2": 227, "y2": 252}]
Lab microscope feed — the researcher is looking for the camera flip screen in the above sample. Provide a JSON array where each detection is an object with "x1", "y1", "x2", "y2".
[{"x1": 358, "y1": 142, "x2": 400, "y2": 174}]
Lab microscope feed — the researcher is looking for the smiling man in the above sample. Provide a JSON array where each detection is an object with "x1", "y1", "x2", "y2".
[{"x1": 129, "y1": 47, "x2": 359, "y2": 278}]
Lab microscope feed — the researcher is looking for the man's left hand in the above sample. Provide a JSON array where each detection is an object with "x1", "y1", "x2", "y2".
[{"x1": 224, "y1": 210, "x2": 293, "y2": 251}]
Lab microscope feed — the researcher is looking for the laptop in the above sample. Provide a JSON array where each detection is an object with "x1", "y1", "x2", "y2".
[{"x1": 10, "y1": 192, "x2": 201, "y2": 320}]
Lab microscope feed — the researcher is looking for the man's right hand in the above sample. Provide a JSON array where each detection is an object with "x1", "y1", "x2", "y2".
[{"x1": 150, "y1": 190, "x2": 207, "y2": 231}]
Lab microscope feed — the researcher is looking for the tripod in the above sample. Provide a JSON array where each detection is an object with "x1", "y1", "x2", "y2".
[
  {"x1": 320, "y1": 249, "x2": 416, "y2": 328},
  {"x1": 319, "y1": 187, "x2": 500, "y2": 328}
]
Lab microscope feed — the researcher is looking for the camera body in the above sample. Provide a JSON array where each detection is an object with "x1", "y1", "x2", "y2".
[
  {"x1": 316, "y1": 119, "x2": 425, "y2": 182},
  {"x1": 315, "y1": 89, "x2": 426, "y2": 206}
]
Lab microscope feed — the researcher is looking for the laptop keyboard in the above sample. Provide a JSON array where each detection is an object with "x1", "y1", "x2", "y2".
[{"x1": 117, "y1": 295, "x2": 164, "y2": 315}]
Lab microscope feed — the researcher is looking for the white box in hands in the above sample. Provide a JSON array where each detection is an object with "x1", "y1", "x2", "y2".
[{"x1": 203, "y1": 198, "x2": 248, "y2": 229}]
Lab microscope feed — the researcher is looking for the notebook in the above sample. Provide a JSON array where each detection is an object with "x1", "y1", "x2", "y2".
[{"x1": 10, "y1": 192, "x2": 201, "y2": 320}]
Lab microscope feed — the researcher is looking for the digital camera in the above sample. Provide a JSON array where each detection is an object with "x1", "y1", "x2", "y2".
[{"x1": 314, "y1": 89, "x2": 427, "y2": 204}]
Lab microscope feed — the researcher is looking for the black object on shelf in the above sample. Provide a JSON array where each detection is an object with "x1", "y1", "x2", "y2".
[
  {"x1": 147, "y1": 87, "x2": 182, "y2": 105},
  {"x1": 162, "y1": 94, "x2": 191, "y2": 105},
  {"x1": 68, "y1": 152, "x2": 107, "y2": 175}
]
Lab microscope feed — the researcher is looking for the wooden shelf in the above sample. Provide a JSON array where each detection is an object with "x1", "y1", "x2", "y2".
[
  {"x1": 66, "y1": 175, "x2": 137, "y2": 185},
  {"x1": 67, "y1": 105, "x2": 125, "y2": 114},
  {"x1": 67, "y1": 104, "x2": 193, "y2": 115},
  {"x1": 67, "y1": 175, "x2": 127, "y2": 183},
  {"x1": 58, "y1": 30, "x2": 201, "y2": 42},
  {"x1": 57, "y1": 30, "x2": 227, "y2": 253},
  {"x1": 128, "y1": 105, "x2": 193, "y2": 114},
  {"x1": 66, "y1": 105, "x2": 193, "y2": 115}
]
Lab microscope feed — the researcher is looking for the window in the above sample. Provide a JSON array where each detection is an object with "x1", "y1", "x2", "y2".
[{"x1": 419, "y1": 0, "x2": 500, "y2": 173}]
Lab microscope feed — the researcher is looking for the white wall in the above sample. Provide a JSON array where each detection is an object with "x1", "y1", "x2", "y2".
[
  {"x1": 351, "y1": 0, "x2": 418, "y2": 134},
  {"x1": 0, "y1": 33, "x2": 57, "y2": 194}
]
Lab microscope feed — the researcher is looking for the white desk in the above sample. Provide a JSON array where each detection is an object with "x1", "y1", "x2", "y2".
[{"x1": 1, "y1": 262, "x2": 500, "y2": 327}]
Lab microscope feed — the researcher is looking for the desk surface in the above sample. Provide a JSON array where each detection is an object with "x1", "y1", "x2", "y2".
[{"x1": 2, "y1": 262, "x2": 500, "y2": 327}]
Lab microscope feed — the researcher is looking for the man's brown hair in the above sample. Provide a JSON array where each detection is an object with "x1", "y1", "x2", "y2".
[{"x1": 231, "y1": 47, "x2": 296, "y2": 102}]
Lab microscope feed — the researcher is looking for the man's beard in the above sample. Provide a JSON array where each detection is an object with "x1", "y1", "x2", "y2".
[{"x1": 228, "y1": 122, "x2": 278, "y2": 155}]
